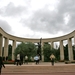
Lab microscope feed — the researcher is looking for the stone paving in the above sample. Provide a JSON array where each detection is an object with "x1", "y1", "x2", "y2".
[{"x1": 1, "y1": 62, "x2": 75, "y2": 75}]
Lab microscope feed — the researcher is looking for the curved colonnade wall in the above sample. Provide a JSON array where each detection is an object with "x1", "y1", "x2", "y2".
[{"x1": 0, "y1": 27, "x2": 75, "y2": 61}]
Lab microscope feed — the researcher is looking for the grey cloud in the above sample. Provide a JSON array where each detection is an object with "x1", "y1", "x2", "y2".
[
  {"x1": 0, "y1": 19, "x2": 12, "y2": 33},
  {"x1": 21, "y1": 0, "x2": 75, "y2": 35},
  {"x1": 0, "y1": 2, "x2": 27, "y2": 17},
  {"x1": 58, "y1": 0, "x2": 75, "y2": 32},
  {"x1": 21, "y1": 7, "x2": 64, "y2": 34}
]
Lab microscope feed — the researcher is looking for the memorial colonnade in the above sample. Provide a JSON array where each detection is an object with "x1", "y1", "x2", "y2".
[{"x1": 0, "y1": 27, "x2": 75, "y2": 61}]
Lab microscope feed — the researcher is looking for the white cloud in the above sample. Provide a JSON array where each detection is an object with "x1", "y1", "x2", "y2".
[{"x1": 0, "y1": 0, "x2": 75, "y2": 38}]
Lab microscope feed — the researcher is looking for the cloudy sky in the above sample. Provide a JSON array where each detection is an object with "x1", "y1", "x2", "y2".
[{"x1": 0, "y1": 0, "x2": 75, "y2": 39}]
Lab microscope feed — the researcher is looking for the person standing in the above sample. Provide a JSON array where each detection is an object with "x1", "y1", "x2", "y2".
[
  {"x1": 34, "y1": 55, "x2": 40, "y2": 64},
  {"x1": 0, "y1": 56, "x2": 5, "y2": 75},
  {"x1": 16, "y1": 54, "x2": 20, "y2": 66},
  {"x1": 30, "y1": 56, "x2": 34, "y2": 62},
  {"x1": 24, "y1": 55, "x2": 28, "y2": 64},
  {"x1": 50, "y1": 54, "x2": 55, "y2": 66}
]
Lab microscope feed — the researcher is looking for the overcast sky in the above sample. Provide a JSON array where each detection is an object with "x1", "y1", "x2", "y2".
[{"x1": 0, "y1": 0, "x2": 75, "y2": 39}]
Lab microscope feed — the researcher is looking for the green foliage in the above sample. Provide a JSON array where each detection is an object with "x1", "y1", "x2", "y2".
[
  {"x1": 3, "y1": 61, "x2": 14, "y2": 64},
  {"x1": 43, "y1": 43, "x2": 52, "y2": 62},
  {"x1": 43, "y1": 43, "x2": 60, "y2": 62},
  {"x1": 8, "y1": 44, "x2": 12, "y2": 60},
  {"x1": 8, "y1": 54, "x2": 12, "y2": 60},
  {"x1": 55, "y1": 47, "x2": 60, "y2": 60},
  {"x1": 14, "y1": 42, "x2": 37, "y2": 59},
  {"x1": 73, "y1": 45, "x2": 75, "y2": 60},
  {"x1": 64, "y1": 44, "x2": 69, "y2": 60}
]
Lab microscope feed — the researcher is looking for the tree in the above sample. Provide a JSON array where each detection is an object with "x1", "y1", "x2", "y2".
[
  {"x1": 55, "y1": 47, "x2": 60, "y2": 60},
  {"x1": 8, "y1": 44, "x2": 12, "y2": 60},
  {"x1": 14, "y1": 42, "x2": 37, "y2": 60},
  {"x1": 43, "y1": 43, "x2": 52, "y2": 62},
  {"x1": 64, "y1": 44, "x2": 68, "y2": 60},
  {"x1": 43, "y1": 43, "x2": 60, "y2": 62},
  {"x1": 72, "y1": 45, "x2": 75, "y2": 60}
]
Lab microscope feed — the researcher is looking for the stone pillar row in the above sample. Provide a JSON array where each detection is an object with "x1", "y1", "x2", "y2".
[
  {"x1": 0, "y1": 35, "x2": 16, "y2": 60},
  {"x1": 50, "y1": 38, "x2": 74, "y2": 61},
  {"x1": 0, "y1": 35, "x2": 74, "y2": 61}
]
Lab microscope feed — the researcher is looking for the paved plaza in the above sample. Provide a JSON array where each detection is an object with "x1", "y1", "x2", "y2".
[{"x1": 1, "y1": 62, "x2": 75, "y2": 75}]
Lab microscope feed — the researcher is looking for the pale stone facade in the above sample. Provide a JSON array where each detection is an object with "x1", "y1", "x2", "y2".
[{"x1": 0, "y1": 27, "x2": 75, "y2": 61}]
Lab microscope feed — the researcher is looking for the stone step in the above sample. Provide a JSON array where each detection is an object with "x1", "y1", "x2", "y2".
[{"x1": 2, "y1": 65, "x2": 75, "y2": 73}]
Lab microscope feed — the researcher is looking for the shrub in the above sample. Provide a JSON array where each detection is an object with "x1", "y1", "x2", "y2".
[
  {"x1": 65, "y1": 61, "x2": 71, "y2": 64},
  {"x1": 3, "y1": 60, "x2": 14, "y2": 64},
  {"x1": 71, "y1": 60, "x2": 75, "y2": 63}
]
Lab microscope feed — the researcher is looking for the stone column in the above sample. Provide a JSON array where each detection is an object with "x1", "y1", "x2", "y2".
[
  {"x1": 41, "y1": 42, "x2": 44, "y2": 61},
  {"x1": 68, "y1": 38, "x2": 73, "y2": 61},
  {"x1": 0, "y1": 35, "x2": 3, "y2": 56},
  {"x1": 60, "y1": 40, "x2": 64, "y2": 61},
  {"x1": 4, "y1": 38, "x2": 9, "y2": 58},
  {"x1": 12, "y1": 40, "x2": 16, "y2": 60},
  {"x1": 51, "y1": 41, "x2": 53, "y2": 49},
  {"x1": 74, "y1": 36, "x2": 75, "y2": 46},
  {"x1": 74, "y1": 36, "x2": 75, "y2": 52}
]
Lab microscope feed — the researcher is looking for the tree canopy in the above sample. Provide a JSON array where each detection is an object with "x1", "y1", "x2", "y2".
[{"x1": 14, "y1": 42, "x2": 37, "y2": 59}]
